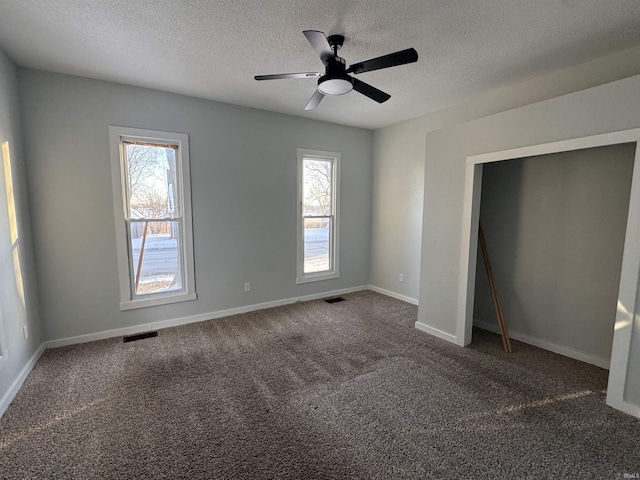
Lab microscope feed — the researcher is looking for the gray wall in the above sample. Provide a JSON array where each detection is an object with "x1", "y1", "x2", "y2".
[
  {"x1": 0, "y1": 51, "x2": 42, "y2": 404},
  {"x1": 18, "y1": 70, "x2": 372, "y2": 342},
  {"x1": 419, "y1": 73, "x2": 640, "y2": 409},
  {"x1": 370, "y1": 121, "x2": 425, "y2": 302},
  {"x1": 370, "y1": 45, "x2": 640, "y2": 303},
  {"x1": 474, "y1": 145, "x2": 635, "y2": 365}
]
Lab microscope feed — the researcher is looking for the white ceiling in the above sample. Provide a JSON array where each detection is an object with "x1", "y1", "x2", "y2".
[{"x1": 1, "y1": 1, "x2": 640, "y2": 130}]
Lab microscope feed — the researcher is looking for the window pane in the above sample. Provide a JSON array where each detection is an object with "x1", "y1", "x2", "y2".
[
  {"x1": 125, "y1": 143, "x2": 179, "y2": 219},
  {"x1": 303, "y1": 159, "x2": 332, "y2": 216},
  {"x1": 304, "y1": 217, "x2": 331, "y2": 273},
  {"x1": 130, "y1": 220, "x2": 182, "y2": 295}
]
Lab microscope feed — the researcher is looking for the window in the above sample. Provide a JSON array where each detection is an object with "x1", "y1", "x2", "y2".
[
  {"x1": 1, "y1": 141, "x2": 25, "y2": 367},
  {"x1": 109, "y1": 127, "x2": 196, "y2": 310},
  {"x1": 296, "y1": 149, "x2": 340, "y2": 284}
]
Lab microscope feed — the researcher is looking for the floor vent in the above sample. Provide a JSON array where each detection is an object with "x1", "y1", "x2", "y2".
[
  {"x1": 123, "y1": 331, "x2": 158, "y2": 343},
  {"x1": 324, "y1": 297, "x2": 345, "y2": 304}
]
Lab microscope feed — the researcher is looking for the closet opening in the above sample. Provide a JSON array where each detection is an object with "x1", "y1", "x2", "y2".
[
  {"x1": 472, "y1": 144, "x2": 634, "y2": 371},
  {"x1": 458, "y1": 128, "x2": 640, "y2": 416}
]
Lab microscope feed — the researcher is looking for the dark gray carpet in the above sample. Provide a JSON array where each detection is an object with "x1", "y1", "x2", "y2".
[{"x1": 1, "y1": 291, "x2": 639, "y2": 479}]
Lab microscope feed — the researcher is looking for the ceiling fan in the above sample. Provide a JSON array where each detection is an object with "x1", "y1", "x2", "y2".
[{"x1": 255, "y1": 30, "x2": 418, "y2": 110}]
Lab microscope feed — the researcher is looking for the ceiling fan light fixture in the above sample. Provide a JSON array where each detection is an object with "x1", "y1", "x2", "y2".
[{"x1": 318, "y1": 77, "x2": 353, "y2": 95}]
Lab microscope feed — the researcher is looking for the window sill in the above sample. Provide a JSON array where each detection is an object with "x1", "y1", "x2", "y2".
[
  {"x1": 120, "y1": 292, "x2": 197, "y2": 311},
  {"x1": 296, "y1": 271, "x2": 340, "y2": 284}
]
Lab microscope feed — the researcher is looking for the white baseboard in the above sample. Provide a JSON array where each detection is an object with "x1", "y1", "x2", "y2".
[
  {"x1": 414, "y1": 321, "x2": 457, "y2": 343},
  {"x1": 0, "y1": 343, "x2": 45, "y2": 419},
  {"x1": 44, "y1": 286, "x2": 369, "y2": 349},
  {"x1": 474, "y1": 319, "x2": 611, "y2": 370},
  {"x1": 367, "y1": 285, "x2": 418, "y2": 305}
]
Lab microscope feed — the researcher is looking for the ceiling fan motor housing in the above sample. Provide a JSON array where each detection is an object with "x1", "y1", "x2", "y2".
[{"x1": 318, "y1": 56, "x2": 353, "y2": 95}]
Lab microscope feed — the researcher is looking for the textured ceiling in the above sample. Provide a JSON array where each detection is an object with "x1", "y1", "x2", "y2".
[{"x1": 1, "y1": 0, "x2": 640, "y2": 129}]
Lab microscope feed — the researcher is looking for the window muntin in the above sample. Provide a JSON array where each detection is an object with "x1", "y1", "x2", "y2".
[
  {"x1": 297, "y1": 149, "x2": 340, "y2": 283},
  {"x1": 110, "y1": 127, "x2": 196, "y2": 310}
]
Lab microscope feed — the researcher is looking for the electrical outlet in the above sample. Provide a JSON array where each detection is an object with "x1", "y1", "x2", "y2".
[
  {"x1": 244, "y1": 283, "x2": 251, "y2": 292},
  {"x1": 22, "y1": 325, "x2": 28, "y2": 340},
  {"x1": 399, "y1": 274, "x2": 404, "y2": 283}
]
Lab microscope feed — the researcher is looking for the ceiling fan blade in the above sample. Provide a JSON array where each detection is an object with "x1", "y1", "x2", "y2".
[
  {"x1": 347, "y1": 48, "x2": 418, "y2": 74},
  {"x1": 255, "y1": 72, "x2": 321, "y2": 80},
  {"x1": 303, "y1": 30, "x2": 334, "y2": 65},
  {"x1": 352, "y1": 78, "x2": 391, "y2": 103},
  {"x1": 304, "y1": 90, "x2": 325, "y2": 110}
]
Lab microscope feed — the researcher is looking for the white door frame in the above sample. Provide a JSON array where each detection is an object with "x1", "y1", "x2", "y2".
[{"x1": 457, "y1": 128, "x2": 640, "y2": 418}]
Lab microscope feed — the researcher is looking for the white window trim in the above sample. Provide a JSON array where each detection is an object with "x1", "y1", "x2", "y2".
[
  {"x1": 296, "y1": 148, "x2": 340, "y2": 284},
  {"x1": 109, "y1": 126, "x2": 196, "y2": 310}
]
